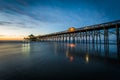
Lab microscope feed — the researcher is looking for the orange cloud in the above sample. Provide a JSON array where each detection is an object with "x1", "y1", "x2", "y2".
[
  {"x1": 0, "y1": 34, "x2": 25, "y2": 41},
  {"x1": 0, "y1": 37, "x2": 23, "y2": 41}
]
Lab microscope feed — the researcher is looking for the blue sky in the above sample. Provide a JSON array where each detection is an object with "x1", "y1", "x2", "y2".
[{"x1": 0, "y1": 0, "x2": 120, "y2": 39}]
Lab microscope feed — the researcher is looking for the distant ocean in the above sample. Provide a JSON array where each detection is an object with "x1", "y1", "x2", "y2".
[
  {"x1": 0, "y1": 40, "x2": 23, "y2": 43},
  {"x1": 0, "y1": 40, "x2": 117, "y2": 44}
]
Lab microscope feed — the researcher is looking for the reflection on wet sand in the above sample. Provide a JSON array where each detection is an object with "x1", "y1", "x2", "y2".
[
  {"x1": 67, "y1": 43, "x2": 76, "y2": 48},
  {"x1": 85, "y1": 54, "x2": 89, "y2": 63},
  {"x1": 66, "y1": 50, "x2": 74, "y2": 62},
  {"x1": 63, "y1": 42, "x2": 120, "y2": 64},
  {"x1": 22, "y1": 43, "x2": 30, "y2": 56},
  {"x1": 66, "y1": 43, "x2": 76, "y2": 62},
  {"x1": 0, "y1": 42, "x2": 120, "y2": 80}
]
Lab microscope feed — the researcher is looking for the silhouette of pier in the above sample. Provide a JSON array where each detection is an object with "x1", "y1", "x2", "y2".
[{"x1": 29, "y1": 20, "x2": 119, "y2": 45}]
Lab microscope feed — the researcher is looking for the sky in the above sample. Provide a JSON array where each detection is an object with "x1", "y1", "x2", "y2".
[{"x1": 0, "y1": 0, "x2": 120, "y2": 40}]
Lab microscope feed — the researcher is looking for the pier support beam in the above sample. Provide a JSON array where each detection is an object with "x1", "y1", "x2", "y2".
[
  {"x1": 80, "y1": 32, "x2": 82, "y2": 43},
  {"x1": 83, "y1": 32, "x2": 85, "y2": 43},
  {"x1": 99, "y1": 30, "x2": 101, "y2": 44},
  {"x1": 62, "y1": 35, "x2": 64, "y2": 42},
  {"x1": 116, "y1": 25, "x2": 120, "y2": 45},
  {"x1": 69, "y1": 34, "x2": 71, "y2": 43},
  {"x1": 92, "y1": 30, "x2": 95, "y2": 44},
  {"x1": 89, "y1": 31, "x2": 90, "y2": 43},
  {"x1": 104, "y1": 28, "x2": 109, "y2": 45},
  {"x1": 65, "y1": 34, "x2": 67, "y2": 42},
  {"x1": 96, "y1": 31, "x2": 98, "y2": 44},
  {"x1": 116, "y1": 25, "x2": 120, "y2": 60},
  {"x1": 72, "y1": 34, "x2": 75, "y2": 43},
  {"x1": 86, "y1": 31, "x2": 87, "y2": 44}
]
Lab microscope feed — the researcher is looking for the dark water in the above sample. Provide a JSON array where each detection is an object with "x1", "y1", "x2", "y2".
[{"x1": 0, "y1": 42, "x2": 120, "y2": 80}]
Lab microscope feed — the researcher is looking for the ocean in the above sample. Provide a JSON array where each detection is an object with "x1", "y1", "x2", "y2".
[{"x1": 0, "y1": 41, "x2": 120, "y2": 80}]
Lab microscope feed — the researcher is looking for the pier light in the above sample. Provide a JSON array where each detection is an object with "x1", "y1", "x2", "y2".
[{"x1": 68, "y1": 27, "x2": 76, "y2": 32}]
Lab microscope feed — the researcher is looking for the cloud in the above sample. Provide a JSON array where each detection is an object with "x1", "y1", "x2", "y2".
[
  {"x1": 0, "y1": 21, "x2": 12, "y2": 25},
  {"x1": 0, "y1": 35, "x2": 5, "y2": 37},
  {"x1": 17, "y1": 0, "x2": 29, "y2": 7},
  {"x1": 0, "y1": 11, "x2": 37, "y2": 29},
  {"x1": 0, "y1": 20, "x2": 33, "y2": 29},
  {"x1": 0, "y1": 0, "x2": 120, "y2": 36}
]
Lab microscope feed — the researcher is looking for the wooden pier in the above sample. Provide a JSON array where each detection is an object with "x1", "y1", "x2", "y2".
[{"x1": 32, "y1": 20, "x2": 120, "y2": 45}]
